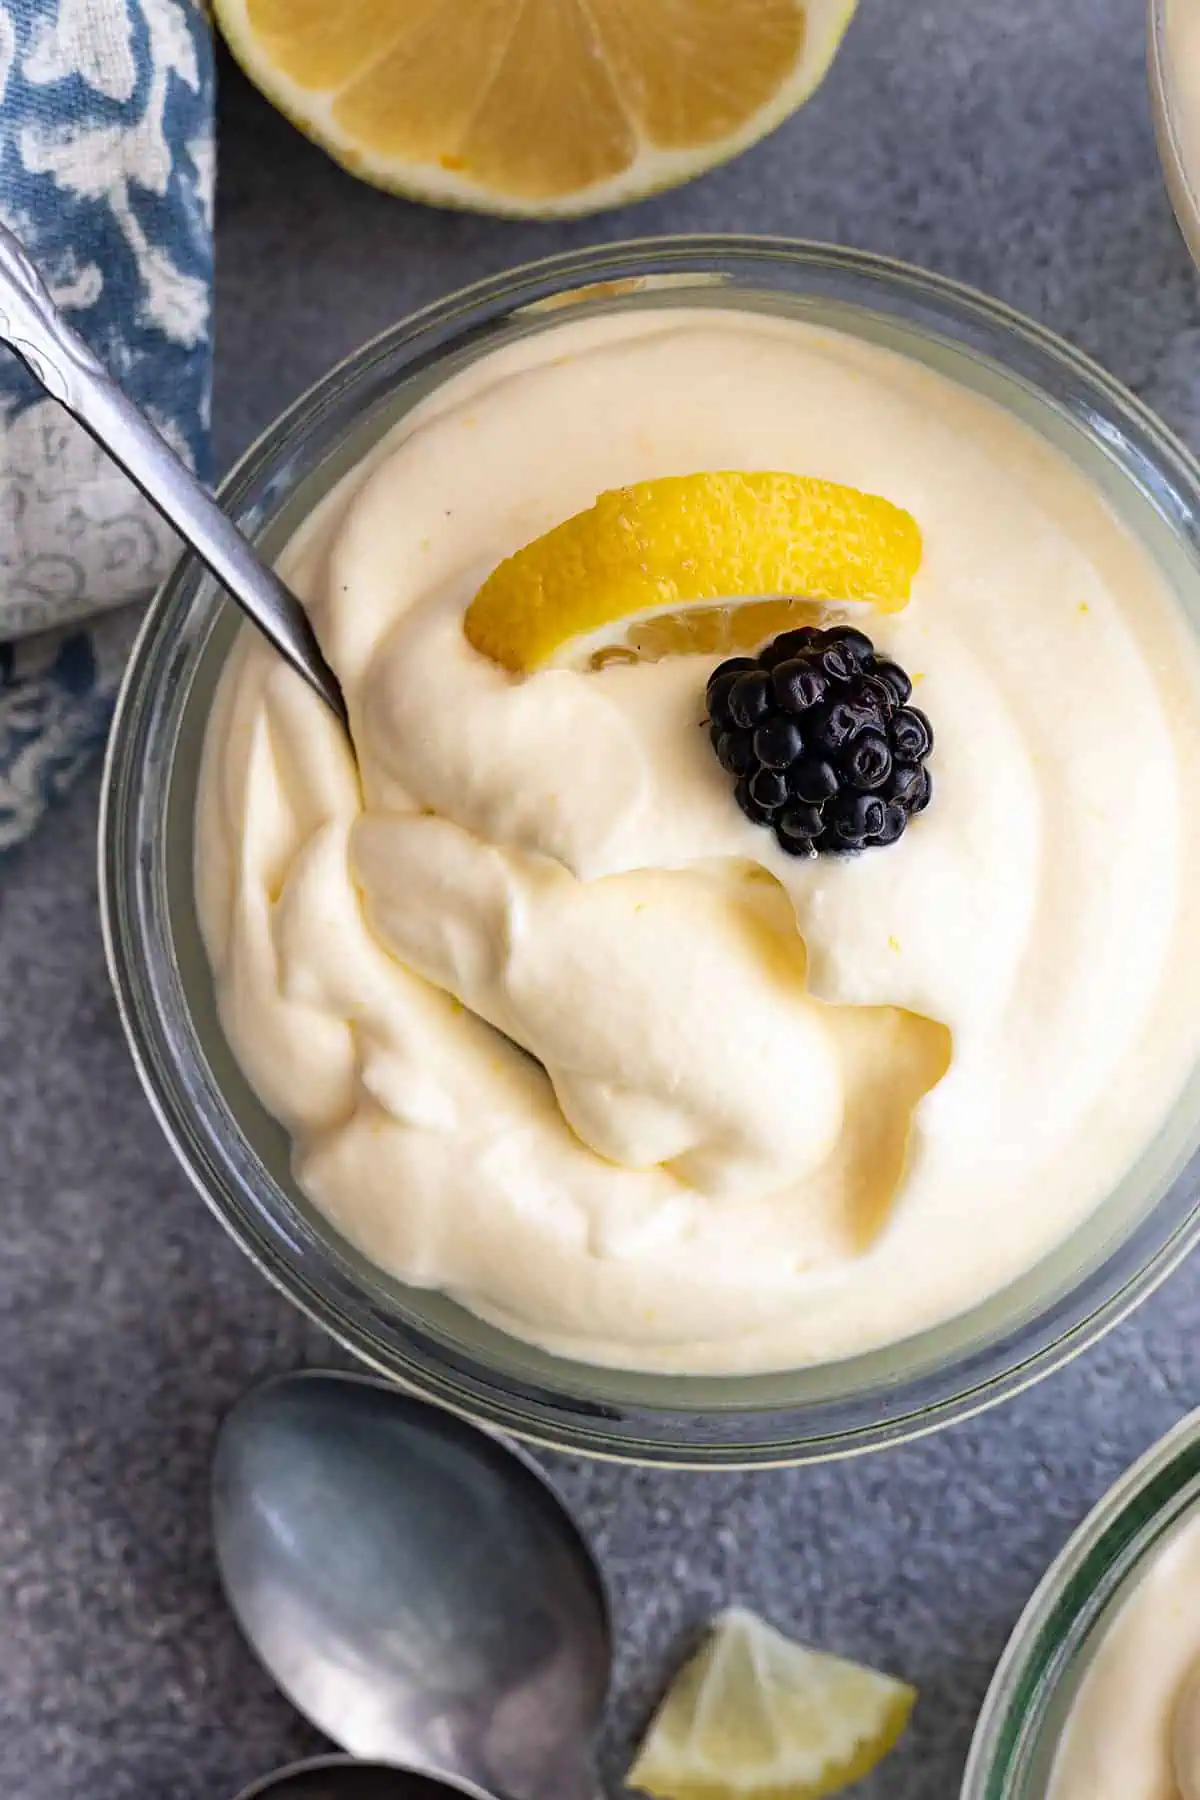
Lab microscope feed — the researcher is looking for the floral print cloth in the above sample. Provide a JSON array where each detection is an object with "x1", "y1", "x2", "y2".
[{"x1": 0, "y1": 0, "x2": 212, "y2": 855}]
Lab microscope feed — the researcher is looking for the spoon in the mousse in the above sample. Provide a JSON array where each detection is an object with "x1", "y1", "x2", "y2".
[{"x1": 0, "y1": 219, "x2": 347, "y2": 728}]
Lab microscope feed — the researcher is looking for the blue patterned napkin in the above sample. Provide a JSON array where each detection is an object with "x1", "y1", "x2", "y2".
[{"x1": 0, "y1": 0, "x2": 213, "y2": 855}]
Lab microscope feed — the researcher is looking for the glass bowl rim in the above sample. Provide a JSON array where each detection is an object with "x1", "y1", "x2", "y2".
[
  {"x1": 961, "y1": 1403, "x2": 1200, "y2": 1798},
  {"x1": 99, "y1": 232, "x2": 1200, "y2": 1467}
]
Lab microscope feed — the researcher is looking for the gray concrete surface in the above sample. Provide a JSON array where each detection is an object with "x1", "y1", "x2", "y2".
[{"x1": 3, "y1": 1, "x2": 1200, "y2": 1796}]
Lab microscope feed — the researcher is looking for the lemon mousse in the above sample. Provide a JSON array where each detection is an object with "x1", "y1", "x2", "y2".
[
  {"x1": 1048, "y1": 1504, "x2": 1200, "y2": 1800},
  {"x1": 194, "y1": 307, "x2": 1200, "y2": 1375}
]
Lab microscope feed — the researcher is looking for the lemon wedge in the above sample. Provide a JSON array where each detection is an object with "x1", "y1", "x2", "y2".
[
  {"x1": 212, "y1": 0, "x2": 857, "y2": 218},
  {"x1": 463, "y1": 472, "x2": 921, "y2": 674},
  {"x1": 628, "y1": 1608, "x2": 916, "y2": 1800}
]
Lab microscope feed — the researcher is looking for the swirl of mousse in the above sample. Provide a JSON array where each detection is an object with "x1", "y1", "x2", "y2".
[{"x1": 197, "y1": 307, "x2": 1200, "y2": 1374}]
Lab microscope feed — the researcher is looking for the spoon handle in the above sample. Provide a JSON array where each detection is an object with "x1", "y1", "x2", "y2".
[{"x1": 0, "y1": 219, "x2": 347, "y2": 726}]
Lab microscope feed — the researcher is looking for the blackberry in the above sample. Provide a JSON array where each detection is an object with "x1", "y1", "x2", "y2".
[
  {"x1": 753, "y1": 715, "x2": 805, "y2": 770},
  {"x1": 706, "y1": 626, "x2": 934, "y2": 855},
  {"x1": 748, "y1": 766, "x2": 789, "y2": 812},
  {"x1": 891, "y1": 705, "x2": 934, "y2": 761},
  {"x1": 875, "y1": 803, "x2": 909, "y2": 846},
  {"x1": 773, "y1": 625, "x2": 826, "y2": 658},
  {"x1": 759, "y1": 628, "x2": 823, "y2": 669},
  {"x1": 842, "y1": 729, "x2": 892, "y2": 792},
  {"x1": 819, "y1": 627, "x2": 876, "y2": 680},
  {"x1": 886, "y1": 760, "x2": 925, "y2": 808},
  {"x1": 812, "y1": 693, "x2": 883, "y2": 753},
  {"x1": 706, "y1": 658, "x2": 758, "y2": 727},
  {"x1": 827, "y1": 791, "x2": 887, "y2": 849},
  {"x1": 714, "y1": 728, "x2": 755, "y2": 776},
  {"x1": 873, "y1": 661, "x2": 913, "y2": 706},
  {"x1": 772, "y1": 658, "x2": 829, "y2": 714},
  {"x1": 727, "y1": 669, "x2": 774, "y2": 729},
  {"x1": 788, "y1": 756, "x2": 840, "y2": 804},
  {"x1": 734, "y1": 775, "x2": 776, "y2": 825},
  {"x1": 776, "y1": 802, "x2": 825, "y2": 856}
]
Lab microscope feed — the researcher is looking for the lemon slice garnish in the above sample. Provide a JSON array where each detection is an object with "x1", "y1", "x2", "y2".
[
  {"x1": 463, "y1": 472, "x2": 922, "y2": 674},
  {"x1": 628, "y1": 1608, "x2": 916, "y2": 1800},
  {"x1": 212, "y1": 0, "x2": 858, "y2": 219}
]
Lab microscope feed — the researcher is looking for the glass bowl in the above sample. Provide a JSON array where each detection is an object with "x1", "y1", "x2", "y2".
[
  {"x1": 962, "y1": 1406, "x2": 1200, "y2": 1798},
  {"x1": 100, "y1": 236, "x2": 1200, "y2": 1467},
  {"x1": 1150, "y1": 0, "x2": 1200, "y2": 264}
]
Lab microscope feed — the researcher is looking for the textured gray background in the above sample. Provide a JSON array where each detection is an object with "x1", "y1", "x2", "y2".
[{"x1": 3, "y1": 1, "x2": 1200, "y2": 1796}]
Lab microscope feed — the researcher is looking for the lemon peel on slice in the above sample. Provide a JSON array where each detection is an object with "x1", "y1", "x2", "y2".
[{"x1": 463, "y1": 472, "x2": 922, "y2": 675}]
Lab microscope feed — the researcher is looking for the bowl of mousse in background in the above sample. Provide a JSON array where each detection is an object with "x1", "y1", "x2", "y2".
[
  {"x1": 100, "y1": 236, "x2": 1200, "y2": 1469},
  {"x1": 963, "y1": 1405, "x2": 1200, "y2": 1800},
  {"x1": 1151, "y1": 0, "x2": 1200, "y2": 267}
]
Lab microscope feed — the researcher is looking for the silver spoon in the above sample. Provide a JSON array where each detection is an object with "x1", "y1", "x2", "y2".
[
  {"x1": 212, "y1": 1372, "x2": 612, "y2": 1800},
  {"x1": 0, "y1": 220, "x2": 347, "y2": 727},
  {"x1": 233, "y1": 1754, "x2": 497, "y2": 1800}
]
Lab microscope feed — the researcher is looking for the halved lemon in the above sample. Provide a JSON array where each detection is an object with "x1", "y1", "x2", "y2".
[
  {"x1": 462, "y1": 471, "x2": 921, "y2": 674},
  {"x1": 628, "y1": 1607, "x2": 917, "y2": 1800},
  {"x1": 213, "y1": 0, "x2": 858, "y2": 218}
]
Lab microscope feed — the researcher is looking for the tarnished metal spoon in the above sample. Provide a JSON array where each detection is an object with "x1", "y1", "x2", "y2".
[
  {"x1": 232, "y1": 1755, "x2": 496, "y2": 1800},
  {"x1": 0, "y1": 218, "x2": 346, "y2": 726},
  {"x1": 212, "y1": 1372, "x2": 612, "y2": 1800}
]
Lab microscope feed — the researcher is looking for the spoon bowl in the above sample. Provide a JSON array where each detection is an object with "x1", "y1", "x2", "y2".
[
  {"x1": 233, "y1": 1755, "x2": 497, "y2": 1800},
  {"x1": 213, "y1": 1372, "x2": 611, "y2": 1800}
]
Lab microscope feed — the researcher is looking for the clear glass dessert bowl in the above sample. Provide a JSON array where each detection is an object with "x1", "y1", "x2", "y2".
[
  {"x1": 1151, "y1": 0, "x2": 1200, "y2": 264},
  {"x1": 100, "y1": 237, "x2": 1200, "y2": 1467},
  {"x1": 962, "y1": 1406, "x2": 1200, "y2": 1798}
]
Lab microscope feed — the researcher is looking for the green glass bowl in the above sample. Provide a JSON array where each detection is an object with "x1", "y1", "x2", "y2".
[{"x1": 963, "y1": 1407, "x2": 1200, "y2": 1797}]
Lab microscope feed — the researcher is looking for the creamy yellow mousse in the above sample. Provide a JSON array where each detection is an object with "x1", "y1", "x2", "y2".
[{"x1": 195, "y1": 307, "x2": 1200, "y2": 1375}]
